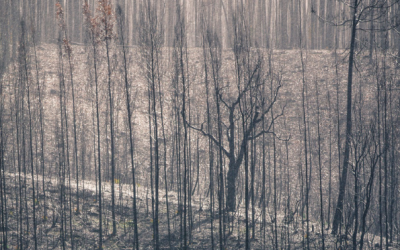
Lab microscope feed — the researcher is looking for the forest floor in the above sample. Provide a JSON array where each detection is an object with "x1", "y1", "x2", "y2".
[
  {"x1": 2, "y1": 170, "x2": 397, "y2": 249},
  {"x1": 2, "y1": 44, "x2": 400, "y2": 249}
]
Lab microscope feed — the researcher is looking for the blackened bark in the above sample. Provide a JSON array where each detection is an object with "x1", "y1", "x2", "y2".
[
  {"x1": 331, "y1": 0, "x2": 358, "y2": 235},
  {"x1": 116, "y1": 5, "x2": 139, "y2": 249}
]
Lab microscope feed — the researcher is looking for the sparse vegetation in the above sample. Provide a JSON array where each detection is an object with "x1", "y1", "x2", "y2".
[{"x1": 1, "y1": 1, "x2": 400, "y2": 250}]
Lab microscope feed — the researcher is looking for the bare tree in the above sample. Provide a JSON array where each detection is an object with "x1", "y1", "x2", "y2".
[
  {"x1": 187, "y1": 4, "x2": 284, "y2": 215},
  {"x1": 83, "y1": 2, "x2": 103, "y2": 248},
  {"x1": 116, "y1": 5, "x2": 139, "y2": 250},
  {"x1": 139, "y1": 0, "x2": 165, "y2": 248},
  {"x1": 331, "y1": 0, "x2": 359, "y2": 235},
  {"x1": 98, "y1": 0, "x2": 117, "y2": 236}
]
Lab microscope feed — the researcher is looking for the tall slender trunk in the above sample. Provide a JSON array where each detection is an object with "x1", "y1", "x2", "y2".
[
  {"x1": 202, "y1": 34, "x2": 214, "y2": 249},
  {"x1": 117, "y1": 6, "x2": 139, "y2": 249},
  {"x1": 94, "y1": 43, "x2": 103, "y2": 250},
  {"x1": 20, "y1": 21, "x2": 38, "y2": 249},
  {"x1": 103, "y1": 14, "x2": 117, "y2": 236},
  {"x1": 271, "y1": 79, "x2": 278, "y2": 250},
  {"x1": 26, "y1": 64, "x2": 38, "y2": 250},
  {"x1": 15, "y1": 65, "x2": 23, "y2": 250},
  {"x1": 157, "y1": 53, "x2": 171, "y2": 250},
  {"x1": 315, "y1": 80, "x2": 325, "y2": 249},
  {"x1": 377, "y1": 62, "x2": 383, "y2": 250},
  {"x1": 383, "y1": 47, "x2": 389, "y2": 250},
  {"x1": 57, "y1": 34, "x2": 67, "y2": 250},
  {"x1": 251, "y1": 123, "x2": 256, "y2": 240},
  {"x1": 83, "y1": 3, "x2": 103, "y2": 246},
  {"x1": 388, "y1": 81, "x2": 396, "y2": 245},
  {"x1": 31, "y1": 26, "x2": 46, "y2": 222},
  {"x1": 66, "y1": 36, "x2": 80, "y2": 216},
  {"x1": 262, "y1": 98, "x2": 266, "y2": 250},
  {"x1": 298, "y1": 2, "x2": 309, "y2": 246},
  {"x1": 0, "y1": 121, "x2": 6, "y2": 250},
  {"x1": 331, "y1": 0, "x2": 358, "y2": 235},
  {"x1": 326, "y1": 85, "x2": 332, "y2": 230},
  {"x1": 0, "y1": 79, "x2": 6, "y2": 248}
]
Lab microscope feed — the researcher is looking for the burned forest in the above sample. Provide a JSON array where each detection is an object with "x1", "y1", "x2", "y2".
[{"x1": 1, "y1": 0, "x2": 400, "y2": 249}]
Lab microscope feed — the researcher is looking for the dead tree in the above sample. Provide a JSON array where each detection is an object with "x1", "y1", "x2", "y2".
[{"x1": 186, "y1": 5, "x2": 284, "y2": 217}]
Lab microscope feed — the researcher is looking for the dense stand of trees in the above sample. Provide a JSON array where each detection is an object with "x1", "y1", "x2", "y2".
[
  {"x1": 2, "y1": 0, "x2": 400, "y2": 54},
  {"x1": 1, "y1": 0, "x2": 400, "y2": 249}
]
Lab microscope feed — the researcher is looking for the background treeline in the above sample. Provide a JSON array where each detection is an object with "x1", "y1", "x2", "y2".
[
  {"x1": 1, "y1": 0, "x2": 400, "y2": 250},
  {"x1": 2, "y1": 0, "x2": 400, "y2": 51},
  {"x1": 2, "y1": 0, "x2": 400, "y2": 82}
]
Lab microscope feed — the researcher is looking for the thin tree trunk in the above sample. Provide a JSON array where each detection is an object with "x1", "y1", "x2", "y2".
[
  {"x1": 331, "y1": 0, "x2": 358, "y2": 235},
  {"x1": 315, "y1": 80, "x2": 325, "y2": 249},
  {"x1": 116, "y1": 6, "x2": 139, "y2": 249}
]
